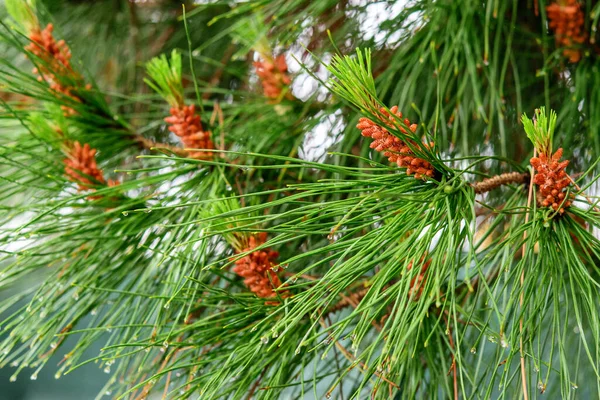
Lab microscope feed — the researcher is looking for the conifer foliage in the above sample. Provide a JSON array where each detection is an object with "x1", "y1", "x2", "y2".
[{"x1": 1, "y1": 1, "x2": 600, "y2": 399}]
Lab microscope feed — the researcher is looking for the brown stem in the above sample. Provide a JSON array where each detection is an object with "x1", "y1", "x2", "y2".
[
  {"x1": 444, "y1": 317, "x2": 458, "y2": 400},
  {"x1": 327, "y1": 286, "x2": 370, "y2": 313},
  {"x1": 133, "y1": 135, "x2": 191, "y2": 157},
  {"x1": 471, "y1": 172, "x2": 529, "y2": 194},
  {"x1": 246, "y1": 366, "x2": 268, "y2": 400}
]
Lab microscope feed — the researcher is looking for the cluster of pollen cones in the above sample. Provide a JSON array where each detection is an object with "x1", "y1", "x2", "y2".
[
  {"x1": 64, "y1": 141, "x2": 118, "y2": 192},
  {"x1": 530, "y1": 148, "x2": 571, "y2": 214},
  {"x1": 254, "y1": 54, "x2": 292, "y2": 100},
  {"x1": 357, "y1": 106, "x2": 435, "y2": 179},
  {"x1": 165, "y1": 104, "x2": 214, "y2": 159},
  {"x1": 547, "y1": 0, "x2": 587, "y2": 62},
  {"x1": 233, "y1": 232, "x2": 285, "y2": 299},
  {"x1": 26, "y1": 23, "x2": 87, "y2": 114}
]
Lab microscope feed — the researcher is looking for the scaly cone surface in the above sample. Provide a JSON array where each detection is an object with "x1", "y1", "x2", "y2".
[
  {"x1": 164, "y1": 104, "x2": 215, "y2": 159},
  {"x1": 232, "y1": 232, "x2": 284, "y2": 299},
  {"x1": 63, "y1": 141, "x2": 118, "y2": 191},
  {"x1": 546, "y1": 0, "x2": 587, "y2": 62},
  {"x1": 357, "y1": 106, "x2": 435, "y2": 179},
  {"x1": 254, "y1": 54, "x2": 292, "y2": 100},
  {"x1": 530, "y1": 148, "x2": 571, "y2": 214}
]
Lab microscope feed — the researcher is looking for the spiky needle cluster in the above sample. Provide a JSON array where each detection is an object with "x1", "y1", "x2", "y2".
[
  {"x1": 547, "y1": 0, "x2": 587, "y2": 63},
  {"x1": 357, "y1": 106, "x2": 435, "y2": 179},
  {"x1": 233, "y1": 232, "x2": 284, "y2": 299},
  {"x1": 254, "y1": 54, "x2": 292, "y2": 100}
]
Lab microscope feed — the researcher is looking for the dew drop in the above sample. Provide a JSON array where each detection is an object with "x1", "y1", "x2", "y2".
[
  {"x1": 500, "y1": 338, "x2": 508, "y2": 348},
  {"x1": 163, "y1": 302, "x2": 170, "y2": 309},
  {"x1": 55, "y1": 372, "x2": 61, "y2": 379},
  {"x1": 145, "y1": 209, "x2": 152, "y2": 214},
  {"x1": 30, "y1": 373, "x2": 37, "y2": 380},
  {"x1": 9, "y1": 375, "x2": 17, "y2": 382},
  {"x1": 122, "y1": 211, "x2": 129, "y2": 216},
  {"x1": 251, "y1": 326, "x2": 258, "y2": 332},
  {"x1": 50, "y1": 342, "x2": 57, "y2": 349},
  {"x1": 260, "y1": 336, "x2": 269, "y2": 344},
  {"x1": 572, "y1": 384, "x2": 578, "y2": 390},
  {"x1": 105, "y1": 390, "x2": 112, "y2": 395},
  {"x1": 470, "y1": 347, "x2": 476, "y2": 354},
  {"x1": 104, "y1": 366, "x2": 111, "y2": 374},
  {"x1": 72, "y1": 292, "x2": 79, "y2": 301},
  {"x1": 163, "y1": 341, "x2": 169, "y2": 349},
  {"x1": 91, "y1": 308, "x2": 97, "y2": 316},
  {"x1": 225, "y1": 184, "x2": 232, "y2": 191},
  {"x1": 325, "y1": 392, "x2": 332, "y2": 399}
]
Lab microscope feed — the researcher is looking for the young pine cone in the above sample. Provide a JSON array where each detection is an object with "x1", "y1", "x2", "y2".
[
  {"x1": 164, "y1": 104, "x2": 214, "y2": 159},
  {"x1": 64, "y1": 141, "x2": 118, "y2": 191},
  {"x1": 530, "y1": 148, "x2": 571, "y2": 214},
  {"x1": 233, "y1": 232, "x2": 284, "y2": 299},
  {"x1": 547, "y1": 0, "x2": 587, "y2": 63},
  {"x1": 356, "y1": 106, "x2": 435, "y2": 179},
  {"x1": 254, "y1": 54, "x2": 292, "y2": 100}
]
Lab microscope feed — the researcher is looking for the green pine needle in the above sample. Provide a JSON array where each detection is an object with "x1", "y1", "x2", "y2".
[
  {"x1": 327, "y1": 48, "x2": 379, "y2": 115},
  {"x1": 5, "y1": 0, "x2": 38, "y2": 32},
  {"x1": 521, "y1": 107, "x2": 557, "y2": 156},
  {"x1": 144, "y1": 50, "x2": 185, "y2": 108}
]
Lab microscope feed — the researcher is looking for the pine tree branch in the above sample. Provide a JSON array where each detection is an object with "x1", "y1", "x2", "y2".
[
  {"x1": 471, "y1": 172, "x2": 530, "y2": 194},
  {"x1": 132, "y1": 134, "x2": 193, "y2": 157}
]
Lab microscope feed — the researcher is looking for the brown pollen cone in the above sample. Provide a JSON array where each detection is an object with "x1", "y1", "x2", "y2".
[
  {"x1": 356, "y1": 106, "x2": 435, "y2": 179},
  {"x1": 164, "y1": 104, "x2": 214, "y2": 159},
  {"x1": 254, "y1": 54, "x2": 292, "y2": 100},
  {"x1": 25, "y1": 23, "x2": 85, "y2": 114},
  {"x1": 64, "y1": 141, "x2": 118, "y2": 192},
  {"x1": 233, "y1": 232, "x2": 284, "y2": 299},
  {"x1": 530, "y1": 148, "x2": 571, "y2": 214},
  {"x1": 547, "y1": 0, "x2": 587, "y2": 63}
]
